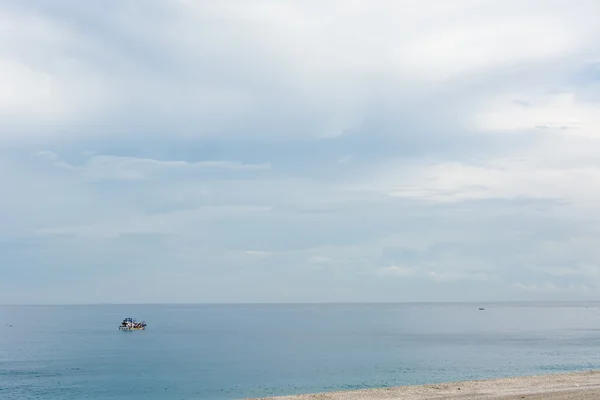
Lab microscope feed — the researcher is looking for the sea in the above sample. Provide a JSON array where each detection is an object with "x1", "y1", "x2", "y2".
[{"x1": 2, "y1": 302, "x2": 600, "y2": 400}]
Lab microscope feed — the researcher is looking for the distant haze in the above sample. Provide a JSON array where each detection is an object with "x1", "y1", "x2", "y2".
[{"x1": 2, "y1": 0, "x2": 600, "y2": 304}]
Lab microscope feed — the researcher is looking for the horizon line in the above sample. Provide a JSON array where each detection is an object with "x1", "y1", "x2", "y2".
[{"x1": 2, "y1": 300, "x2": 599, "y2": 307}]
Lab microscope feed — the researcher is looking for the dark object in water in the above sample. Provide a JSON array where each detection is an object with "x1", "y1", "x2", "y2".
[
  {"x1": 478, "y1": 307, "x2": 485, "y2": 311},
  {"x1": 119, "y1": 317, "x2": 147, "y2": 331}
]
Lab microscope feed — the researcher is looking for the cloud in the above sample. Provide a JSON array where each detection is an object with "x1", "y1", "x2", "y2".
[
  {"x1": 376, "y1": 260, "x2": 496, "y2": 283},
  {"x1": 381, "y1": 137, "x2": 600, "y2": 204},
  {"x1": 513, "y1": 282, "x2": 592, "y2": 293},
  {"x1": 426, "y1": 271, "x2": 494, "y2": 283},
  {"x1": 34, "y1": 205, "x2": 272, "y2": 239},
  {"x1": 36, "y1": 151, "x2": 271, "y2": 181},
  {"x1": 2, "y1": 0, "x2": 600, "y2": 303},
  {"x1": 2, "y1": 0, "x2": 598, "y2": 141},
  {"x1": 472, "y1": 92, "x2": 599, "y2": 135},
  {"x1": 244, "y1": 250, "x2": 275, "y2": 257},
  {"x1": 377, "y1": 266, "x2": 416, "y2": 277},
  {"x1": 309, "y1": 256, "x2": 332, "y2": 264}
]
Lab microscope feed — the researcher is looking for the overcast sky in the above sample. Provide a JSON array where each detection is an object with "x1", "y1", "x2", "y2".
[{"x1": 2, "y1": 0, "x2": 600, "y2": 304}]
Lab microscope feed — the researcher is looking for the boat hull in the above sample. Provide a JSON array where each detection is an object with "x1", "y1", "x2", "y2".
[{"x1": 119, "y1": 327, "x2": 145, "y2": 331}]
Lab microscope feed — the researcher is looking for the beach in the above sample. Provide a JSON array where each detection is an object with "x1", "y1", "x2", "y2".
[{"x1": 249, "y1": 371, "x2": 600, "y2": 400}]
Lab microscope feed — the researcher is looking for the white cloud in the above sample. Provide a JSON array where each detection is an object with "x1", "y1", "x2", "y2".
[
  {"x1": 309, "y1": 256, "x2": 332, "y2": 264},
  {"x1": 473, "y1": 92, "x2": 600, "y2": 135},
  {"x1": 377, "y1": 266, "x2": 415, "y2": 277},
  {"x1": 377, "y1": 265, "x2": 496, "y2": 282},
  {"x1": 37, "y1": 152, "x2": 271, "y2": 181},
  {"x1": 3, "y1": 0, "x2": 600, "y2": 302},
  {"x1": 378, "y1": 138, "x2": 600, "y2": 205},
  {"x1": 426, "y1": 271, "x2": 494, "y2": 283},
  {"x1": 34, "y1": 205, "x2": 271, "y2": 239},
  {"x1": 2, "y1": 0, "x2": 599, "y2": 140},
  {"x1": 0, "y1": 58, "x2": 54, "y2": 112},
  {"x1": 537, "y1": 264, "x2": 600, "y2": 280},
  {"x1": 398, "y1": 16, "x2": 584, "y2": 81},
  {"x1": 244, "y1": 250, "x2": 275, "y2": 257},
  {"x1": 514, "y1": 282, "x2": 592, "y2": 293}
]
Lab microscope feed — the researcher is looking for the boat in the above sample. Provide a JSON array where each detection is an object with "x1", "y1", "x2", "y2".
[
  {"x1": 479, "y1": 307, "x2": 485, "y2": 311},
  {"x1": 119, "y1": 317, "x2": 147, "y2": 331}
]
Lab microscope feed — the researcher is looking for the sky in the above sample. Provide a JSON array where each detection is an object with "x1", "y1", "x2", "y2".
[{"x1": 2, "y1": 0, "x2": 600, "y2": 304}]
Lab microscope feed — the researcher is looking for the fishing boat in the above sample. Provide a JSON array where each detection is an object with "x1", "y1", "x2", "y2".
[{"x1": 119, "y1": 317, "x2": 147, "y2": 331}]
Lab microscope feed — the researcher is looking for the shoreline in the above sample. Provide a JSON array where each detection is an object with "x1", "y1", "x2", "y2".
[{"x1": 248, "y1": 370, "x2": 600, "y2": 400}]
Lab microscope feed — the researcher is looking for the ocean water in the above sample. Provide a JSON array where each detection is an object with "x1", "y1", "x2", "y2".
[{"x1": 2, "y1": 303, "x2": 600, "y2": 399}]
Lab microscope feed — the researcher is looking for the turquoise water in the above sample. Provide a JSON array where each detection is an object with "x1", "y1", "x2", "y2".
[{"x1": 2, "y1": 303, "x2": 600, "y2": 399}]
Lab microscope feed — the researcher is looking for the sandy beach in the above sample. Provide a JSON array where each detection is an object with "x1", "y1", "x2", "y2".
[{"x1": 248, "y1": 371, "x2": 600, "y2": 400}]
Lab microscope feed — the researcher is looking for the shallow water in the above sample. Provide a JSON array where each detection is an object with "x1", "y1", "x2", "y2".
[{"x1": 2, "y1": 302, "x2": 600, "y2": 399}]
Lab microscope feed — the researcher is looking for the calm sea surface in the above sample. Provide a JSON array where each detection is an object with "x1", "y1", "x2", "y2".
[{"x1": 2, "y1": 303, "x2": 600, "y2": 399}]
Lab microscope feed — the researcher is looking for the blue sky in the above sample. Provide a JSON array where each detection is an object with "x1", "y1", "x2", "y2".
[{"x1": 2, "y1": 0, "x2": 600, "y2": 304}]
